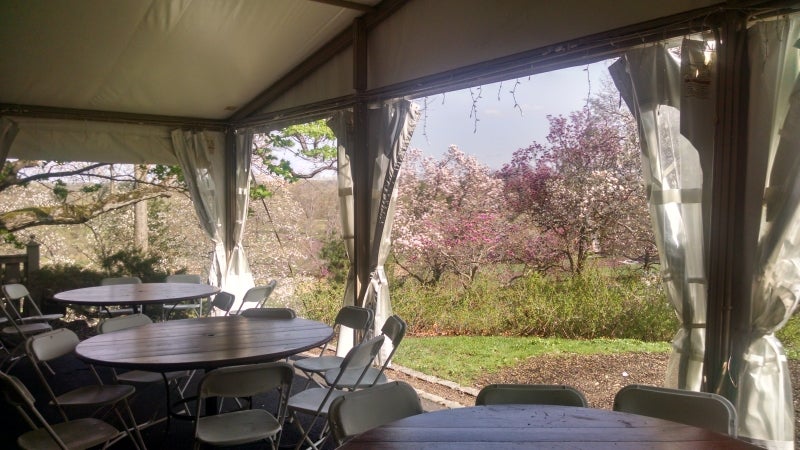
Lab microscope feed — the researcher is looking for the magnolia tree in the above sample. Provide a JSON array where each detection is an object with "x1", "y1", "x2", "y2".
[
  {"x1": 499, "y1": 104, "x2": 654, "y2": 275},
  {"x1": 393, "y1": 146, "x2": 509, "y2": 285}
]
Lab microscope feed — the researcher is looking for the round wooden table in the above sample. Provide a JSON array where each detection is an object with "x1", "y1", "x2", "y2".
[
  {"x1": 339, "y1": 404, "x2": 761, "y2": 449},
  {"x1": 75, "y1": 316, "x2": 334, "y2": 372},
  {"x1": 53, "y1": 282, "x2": 220, "y2": 309}
]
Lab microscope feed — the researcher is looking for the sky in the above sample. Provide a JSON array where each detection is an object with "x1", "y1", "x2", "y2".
[{"x1": 409, "y1": 59, "x2": 617, "y2": 169}]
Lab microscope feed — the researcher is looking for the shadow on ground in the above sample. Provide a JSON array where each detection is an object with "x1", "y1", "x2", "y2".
[{"x1": 1, "y1": 352, "x2": 339, "y2": 449}]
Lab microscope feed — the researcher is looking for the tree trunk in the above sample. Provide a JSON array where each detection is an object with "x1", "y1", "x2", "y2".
[{"x1": 133, "y1": 165, "x2": 148, "y2": 252}]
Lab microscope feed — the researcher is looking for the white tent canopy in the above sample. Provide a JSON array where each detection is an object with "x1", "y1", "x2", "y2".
[{"x1": 2, "y1": 1, "x2": 799, "y2": 447}]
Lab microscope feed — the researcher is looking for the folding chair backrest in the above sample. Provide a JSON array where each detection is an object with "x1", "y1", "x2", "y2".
[
  {"x1": 330, "y1": 335, "x2": 385, "y2": 388},
  {"x1": 255, "y1": 279, "x2": 278, "y2": 307},
  {"x1": 27, "y1": 328, "x2": 79, "y2": 362},
  {"x1": 2, "y1": 284, "x2": 45, "y2": 317},
  {"x1": 3, "y1": 283, "x2": 31, "y2": 301},
  {"x1": 2, "y1": 283, "x2": 45, "y2": 320},
  {"x1": 335, "y1": 306, "x2": 373, "y2": 330},
  {"x1": 613, "y1": 384, "x2": 737, "y2": 437},
  {"x1": 241, "y1": 307, "x2": 296, "y2": 319},
  {"x1": 98, "y1": 313, "x2": 153, "y2": 334},
  {"x1": 368, "y1": 315, "x2": 407, "y2": 383},
  {"x1": 235, "y1": 280, "x2": 278, "y2": 314},
  {"x1": 0, "y1": 371, "x2": 70, "y2": 447},
  {"x1": 209, "y1": 291, "x2": 235, "y2": 316},
  {"x1": 329, "y1": 380, "x2": 422, "y2": 445},
  {"x1": 199, "y1": 361, "x2": 294, "y2": 399},
  {"x1": 476, "y1": 384, "x2": 588, "y2": 407},
  {"x1": 0, "y1": 370, "x2": 37, "y2": 410},
  {"x1": 100, "y1": 276, "x2": 142, "y2": 285},
  {"x1": 165, "y1": 274, "x2": 202, "y2": 284}
]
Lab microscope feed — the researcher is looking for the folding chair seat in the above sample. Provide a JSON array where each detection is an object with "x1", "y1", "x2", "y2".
[
  {"x1": 294, "y1": 305, "x2": 373, "y2": 388},
  {"x1": 26, "y1": 328, "x2": 145, "y2": 449},
  {"x1": 240, "y1": 307, "x2": 296, "y2": 319},
  {"x1": 328, "y1": 380, "x2": 423, "y2": 446},
  {"x1": 323, "y1": 314, "x2": 407, "y2": 389},
  {"x1": 2, "y1": 283, "x2": 63, "y2": 324},
  {"x1": 287, "y1": 334, "x2": 385, "y2": 450},
  {"x1": 476, "y1": 383, "x2": 588, "y2": 407},
  {"x1": 98, "y1": 313, "x2": 190, "y2": 427},
  {"x1": 163, "y1": 274, "x2": 205, "y2": 320},
  {"x1": 613, "y1": 384, "x2": 738, "y2": 437},
  {"x1": 193, "y1": 362, "x2": 294, "y2": 450},
  {"x1": 0, "y1": 371, "x2": 120, "y2": 450},
  {"x1": 233, "y1": 280, "x2": 277, "y2": 315}
]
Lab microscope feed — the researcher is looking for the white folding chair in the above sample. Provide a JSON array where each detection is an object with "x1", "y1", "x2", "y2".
[
  {"x1": 613, "y1": 384, "x2": 738, "y2": 437},
  {"x1": 293, "y1": 305, "x2": 373, "y2": 388},
  {"x1": 328, "y1": 380, "x2": 423, "y2": 446},
  {"x1": 193, "y1": 362, "x2": 294, "y2": 450},
  {"x1": 476, "y1": 383, "x2": 588, "y2": 407},
  {"x1": 26, "y1": 328, "x2": 146, "y2": 449},
  {"x1": 163, "y1": 274, "x2": 205, "y2": 320},
  {"x1": 233, "y1": 280, "x2": 277, "y2": 315},
  {"x1": 322, "y1": 314, "x2": 407, "y2": 389},
  {"x1": 0, "y1": 296, "x2": 52, "y2": 372},
  {"x1": 1, "y1": 283, "x2": 63, "y2": 324},
  {"x1": 287, "y1": 334, "x2": 385, "y2": 450},
  {"x1": 0, "y1": 371, "x2": 121, "y2": 450}
]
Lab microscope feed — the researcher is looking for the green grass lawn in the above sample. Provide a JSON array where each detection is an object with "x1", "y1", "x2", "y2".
[{"x1": 392, "y1": 336, "x2": 672, "y2": 386}]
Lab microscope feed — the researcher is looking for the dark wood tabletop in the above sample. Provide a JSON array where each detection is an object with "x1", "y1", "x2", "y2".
[
  {"x1": 52, "y1": 282, "x2": 220, "y2": 306},
  {"x1": 339, "y1": 404, "x2": 762, "y2": 449},
  {"x1": 75, "y1": 316, "x2": 333, "y2": 372}
]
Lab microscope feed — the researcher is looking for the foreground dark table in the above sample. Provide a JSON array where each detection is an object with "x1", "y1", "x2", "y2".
[
  {"x1": 75, "y1": 316, "x2": 333, "y2": 371},
  {"x1": 52, "y1": 282, "x2": 220, "y2": 311},
  {"x1": 339, "y1": 404, "x2": 762, "y2": 449}
]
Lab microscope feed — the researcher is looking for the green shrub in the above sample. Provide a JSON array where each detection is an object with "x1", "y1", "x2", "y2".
[
  {"x1": 778, "y1": 314, "x2": 800, "y2": 359},
  {"x1": 390, "y1": 267, "x2": 677, "y2": 341},
  {"x1": 294, "y1": 277, "x2": 342, "y2": 325}
]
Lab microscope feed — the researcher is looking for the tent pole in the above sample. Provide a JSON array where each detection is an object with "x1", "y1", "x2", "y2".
[
  {"x1": 705, "y1": 10, "x2": 749, "y2": 394},
  {"x1": 351, "y1": 17, "x2": 370, "y2": 307},
  {"x1": 224, "y1": 128, "x2": 238, "y2": 270}
]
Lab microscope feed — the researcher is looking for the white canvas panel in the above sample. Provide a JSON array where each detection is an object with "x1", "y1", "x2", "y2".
[{"x1": 6, "y1": 116, "x2": 176, "y2": 164}]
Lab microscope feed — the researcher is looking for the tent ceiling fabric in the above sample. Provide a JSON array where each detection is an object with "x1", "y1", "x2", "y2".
[
  {"x1": 2, "y1": 0, "x2": 726, "y2": 129},
  {"x1": 0, "y1": 0, "x2": 376, "y2": 120}
]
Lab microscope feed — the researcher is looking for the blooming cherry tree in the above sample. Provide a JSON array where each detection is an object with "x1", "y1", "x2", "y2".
[{"x1": 393, "y1": 146, "x2": 508, "y2": 285}]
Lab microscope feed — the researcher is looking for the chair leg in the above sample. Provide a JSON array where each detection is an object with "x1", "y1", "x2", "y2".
[
  {"x1": 112, "y1": 400, "x2": 146, "y2": 450},
  {"x1": 291, "y1": 410, "x2": 330, "y2": 450}
]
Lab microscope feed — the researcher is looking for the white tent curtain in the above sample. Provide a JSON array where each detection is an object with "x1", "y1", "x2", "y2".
[
  {"x1": 362, "y1": 99, "x2": 420, "y2": 362},
  {"x1": 171, "y1": 129, "x2": 227, "y2": 308},
  {"x1": 327, "y1": 99, "x2": 420, "y2": 358},
  {"x1": 328, "y1": 110, "x2": 357, "y2": 356},
  {"x1": 0, "y1": 117, "x2": 19, "y2": 173},
  {"x1": 609, "y1": 39, "x2": 713, "y2": 391},
  {"x1": 226, "y1": 129, "x2": 256, "y2": 306},
  {"x1": 723, "y1": 18, "x2": 800, "y2": 449}
]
